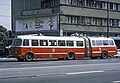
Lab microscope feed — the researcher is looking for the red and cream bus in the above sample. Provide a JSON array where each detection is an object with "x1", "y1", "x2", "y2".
[{"x1": 11, "y1": 35, "x2": 117, "y2": 61}]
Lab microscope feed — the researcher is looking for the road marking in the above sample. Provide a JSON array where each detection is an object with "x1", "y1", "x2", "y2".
[
  {"x1": 66, "y1": 70, "x2": 104, "y2": 75},
  {"x1": 113, "y1": 81, "x2": 120, "y2": 83}
]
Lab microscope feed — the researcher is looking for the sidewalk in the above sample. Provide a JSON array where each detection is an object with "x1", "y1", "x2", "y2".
[{"x1": 0, "y1": 58, "x2": 17, "y2": 61}]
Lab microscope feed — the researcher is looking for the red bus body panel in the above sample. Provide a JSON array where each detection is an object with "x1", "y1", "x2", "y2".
[{"x1": 16, "y1": 47, "x2": 85, "y2": 59}]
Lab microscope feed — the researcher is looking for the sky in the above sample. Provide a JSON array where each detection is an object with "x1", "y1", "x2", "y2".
[{"x1": 0, "y1": 0, "x2": 11, "y2": 30}]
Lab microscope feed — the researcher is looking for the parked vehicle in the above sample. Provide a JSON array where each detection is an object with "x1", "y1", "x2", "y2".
[
  {"x1": 114, "y1": 49, "x2": 120, "y2": 58},
  {"x1": 0, "y1": 46, "x2": 10, "y2": 57},
  {"x1": 0, "y1": 46, "x2": 5, "y2": 57},
  {"x1": 111, "y1": 37, "x2": 120, "y2": 58}
]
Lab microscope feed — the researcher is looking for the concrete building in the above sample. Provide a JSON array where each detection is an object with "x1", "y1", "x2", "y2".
[{"x1": 11, "y1": 0, "x2": 120, "y2": 37}]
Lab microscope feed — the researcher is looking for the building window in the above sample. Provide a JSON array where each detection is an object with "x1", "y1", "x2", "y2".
[
  {"x1": 102, "y1": 2, "x2": 107, "y2": 9},
  {"x1": 72, "y1": 0, "x2": 76, "y2": 5},
  {"x1": 66, "y1": 16, "x2": 79, "y2": 24},
  {"x1": 92, "y1": 18, "x2": 98, "y2": 25},
  {"x1": 118, "y1": 20, "x2": 120, "y2": 27},
  {"x1": 78, "y1": 0, "x2": 84, "y2": 7},
  {"x1": 77, "y1": 17, "x2": 80, "y2": 24},
  {"x1": 66, "y1": 0, "x2": 83, "y2": 6},
  {"x1": 66, "y1": 15, "x2": 120, "y2": 27},
  {"x1": 113, "y1": 4, "x2": 117, "y2": 10},
  {"x1": 113, "y1": 19, "x2": 117, "y2": 26},
  {"x1": 86, "y1": 0, "x2": 92, "y2": 7},
  {"x1": 98, "y1": 18, "x2": 102, "y2": 26},
  {"x1": 65, "y1": 0, "x2": 120, "y2": 12},
  {"x1": 72, "y1": 16, "x2": 77, "y2": 24},
  {"x1": 110, "y1": 3, "x2": 113, "y2": 10},
  {"x1": 85, "y1": 17, "x2": 91, "y2": 25},
  {"x1": 41, "y1": 0, "x2": 58, "y2": 8},
  {"x1": 96, "y1": 1, "x2": 102, "y2": 9},
  {"x1": 118, "y1": 4, "x2": 120, "y2": 11},
  {"x1": 103, "y1": 19, "x2": 107, "y2": 26},
  {"x1": 80, "y1": 16, "x2": 84, "y2": 24},
  {"x1": 65, "y1": 0, "x2": 71, "y2": 5},
  {"x1": 67, "y1": 16, "x2": 71, "y2": 23}
]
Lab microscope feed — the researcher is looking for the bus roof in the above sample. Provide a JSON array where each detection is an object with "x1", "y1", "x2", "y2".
[
  {"x1": 110, "y1": 37, "x2": 120, "y2": 40},
  {"x1": 16, "y1": 35, "x2": 114, "y2": 41},
  {"x1": 16, "y1": 35, "x2": 84, "y2": 41},
  {"x1": 88, "y1": 37, "x2": 114, "y2": 40}
]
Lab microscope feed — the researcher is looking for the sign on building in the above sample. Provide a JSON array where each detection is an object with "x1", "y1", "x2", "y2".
[{"x1": 16, "y1": 16, "x2": 58, "y2": 32}]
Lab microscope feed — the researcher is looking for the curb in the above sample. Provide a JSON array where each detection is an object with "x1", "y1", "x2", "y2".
[{"x1": 0, "y1": 58, "x2": 17, "y2": 61}]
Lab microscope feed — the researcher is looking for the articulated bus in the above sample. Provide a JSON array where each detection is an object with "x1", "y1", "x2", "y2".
[{"x1": 11, "y1": 35, "x2": 117, "y2": 61}]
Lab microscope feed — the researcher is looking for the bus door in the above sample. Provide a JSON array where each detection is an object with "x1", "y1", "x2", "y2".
[{"x1": 83, "y1": 37, "x2": 92, "y2": 57}]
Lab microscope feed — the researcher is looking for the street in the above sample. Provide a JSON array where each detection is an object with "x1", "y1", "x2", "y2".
[{"x1": 0, "y1": 58, "x2": 120, "y2": 83}]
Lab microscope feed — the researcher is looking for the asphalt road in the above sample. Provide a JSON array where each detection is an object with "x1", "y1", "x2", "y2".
[{"x1": 0, "y1": 58, "x2": 120, "y2": 83}]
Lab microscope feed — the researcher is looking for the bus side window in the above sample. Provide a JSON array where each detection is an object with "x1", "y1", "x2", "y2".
[
  {"x1": 23, "y1": 39, "x2": 29, "y2": 46},
  {"x1": 76, "y1": 41, "x2": 83, "y2": 47},
  {"x1": 103, "y1": 40, "x2": 109, "y2": 45},
  {"x1": 49, "y1": 40, "x2": 57, "y2": 46},
  {"x1": 58, "y1": 40, "x2": 65, "y2": 46},
  {"x1": 40, "y1": 40, "x2": 48, "y2": 46},
  {"x1": 109, "y1": 40, "x2": 114, "y2": 45},
  {"x1": 67, "y1": 41, "x2": 74, "y2": 46},
  {"x1": 32, "y1": 40, "x2": 38, "y2": 46},
  {"x1": 96, "y1": 40, "x2": 102, "y2": 46},
  {"x1": 92, "y1": 40, "x2": 95, "y2": 46}
]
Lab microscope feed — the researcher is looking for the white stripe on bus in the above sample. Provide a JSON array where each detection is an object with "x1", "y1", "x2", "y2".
[{"x1": 23, "y1": 51, "x2": 116, "y2": 55}]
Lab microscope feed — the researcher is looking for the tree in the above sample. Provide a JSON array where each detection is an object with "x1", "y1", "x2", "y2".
[
  {"x1": 0, "y1": 25, "x2": 7, "y2": 33},
  {"x1": 0, "y1": 25, "x2": 7, "y2": 47}
]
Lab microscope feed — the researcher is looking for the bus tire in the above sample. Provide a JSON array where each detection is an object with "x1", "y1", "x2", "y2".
[
  {"x1": 17, "y1": 58, "x2": 24, "y2": 62},
  {"x1": 101, "y1": 51, "x2": 108, "y2": 59},
  {"x1": 25, "y1": 53, "x2": 34, "y2": 61},
  {"x1": 67, "y1": 52, "x2": 75, "y2": 60}
]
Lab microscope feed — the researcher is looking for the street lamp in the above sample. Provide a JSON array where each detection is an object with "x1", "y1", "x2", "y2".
[{"x1": 107, "y1": 0, "x2": 109, "y2": 38}]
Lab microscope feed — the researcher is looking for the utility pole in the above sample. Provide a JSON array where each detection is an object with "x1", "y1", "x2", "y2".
[{"x1": 107, "y1": 0, "x2": 109, "y2": 38}]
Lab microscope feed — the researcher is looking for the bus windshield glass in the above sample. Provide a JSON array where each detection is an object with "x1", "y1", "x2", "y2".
[{"x1": 12, "y1": 39, "x2": 22, "y2": 46}]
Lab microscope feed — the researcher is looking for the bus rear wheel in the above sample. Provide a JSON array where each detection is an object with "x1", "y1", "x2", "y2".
[
  {"x1": 67, "y1": 53, "x2": 75, "y2": 60},
  {"x1": 101, "y1": 51, "x2": 108, "y2": 59},
  {"x1": 25, "y1": 53, "x2": 34, "y2": 61}
]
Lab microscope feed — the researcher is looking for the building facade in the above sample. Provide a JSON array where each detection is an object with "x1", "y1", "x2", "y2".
[{"x1": 11, "y1": 0, "x2": 120, "y2": 37}]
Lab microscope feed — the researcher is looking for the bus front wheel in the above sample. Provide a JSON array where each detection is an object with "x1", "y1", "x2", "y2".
[
  {"x1": 25, "y1": 53, "x2": 34, "y2": 61},
  {"x1": 101, "y1": 52, "x2": 108, "y2": 59}
]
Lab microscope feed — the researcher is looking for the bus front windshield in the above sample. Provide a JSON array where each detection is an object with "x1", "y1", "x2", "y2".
[{"x1": 12, "y1": 39, "x2": 22, "y2": 46}]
